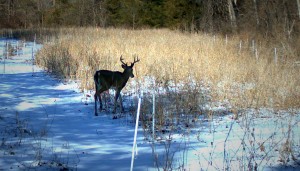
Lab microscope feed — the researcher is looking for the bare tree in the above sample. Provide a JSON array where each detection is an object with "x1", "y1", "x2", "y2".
[
  {"x1": 253, "y1": 0, "x2": 259, "y2": 25},
  {"x1": 297, "y1": 0, "x2": 300, "y2": 20},
  {"x1": 228, "y1": 0, "x2": 237, "y2": 32},
  {"x1": 200, "y1": 0, "x2": 214, "y2": 32}
]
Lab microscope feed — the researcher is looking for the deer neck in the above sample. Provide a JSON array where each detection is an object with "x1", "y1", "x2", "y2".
[{"x1": 121, "y1": 71, "x2": 131, "y2": 81}]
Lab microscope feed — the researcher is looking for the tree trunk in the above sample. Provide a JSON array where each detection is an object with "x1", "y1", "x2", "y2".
[
  {"x1": 200, "y1": 0, "x2": 213, "y2": 32},
  {"x1": 228, "y1": 0, "x2": 237, "y2": 32},
  {"x1": 207, "y1": 0, "x2": 213, "y2": 32},
  {"x1": 297, "y1": 0, "x2": 300, "y2": 20},
  {"x1": 253, "y1": 0, "x2": 259, "y2": 25}
]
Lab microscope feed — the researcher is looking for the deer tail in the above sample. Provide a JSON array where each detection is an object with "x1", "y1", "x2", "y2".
[{"x1": 94, "y1": 71, "x2": 101, "y2": 91}]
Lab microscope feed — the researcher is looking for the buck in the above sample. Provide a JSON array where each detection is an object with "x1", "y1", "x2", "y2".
[{"x1": 94, "y1": 56, "x2": 140, "y2": 115}]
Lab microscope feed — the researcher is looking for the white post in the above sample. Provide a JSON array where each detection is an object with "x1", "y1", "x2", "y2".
[
  {"x1": 255, "y1": 48, "x2": 258, "y2": 60},
  {"x1": 4, "y1": 41, "x2": 8, "y2": 74},
  {"x1": 152, "y1": 92, "x2": 155, "y2": 140},
  {"x1": 239, "y1": 40, "x2": 242, "y2": 54},
  {"x1": 130, "y1": 98, "x2": 141, "y2": 171},
  {"x1": 34, "y1": 34, "x2": 36, "y2": 50},
  {"x1": 16, "y1": 41, "x2": 19, "y2": 57},
  {"x1": 9, "y1": 29, "x2": 12, "y2": 38},
  {"x1": 274, "y1": 48, "x2": 278, "y2": 64},
  {"x1": 252, "y1": 40, "x2": 255, "y2": 52},
  {"x1": 23, "y1": 41, "x2": 26, "y2": 54},
  {"x1": 32, "y1": 46, "x2": 34, "y2": 75}
]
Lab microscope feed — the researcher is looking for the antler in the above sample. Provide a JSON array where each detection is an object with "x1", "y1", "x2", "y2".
[
  {"x1": 120, "y1": 55, "x2": 127, "y2": 66},
  {"x1": 131, "y1": 56, "x2": 140, "y2": 66}
]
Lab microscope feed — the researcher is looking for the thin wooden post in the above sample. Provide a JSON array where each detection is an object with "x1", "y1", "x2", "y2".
[
  {"x1": 152, "y1": 92, "x2": 155, "y2": 140},
  {"x1": 4, "y1": 41, "x2": 8, "y2": 74},
  {"x1": 239, "y1": 40, "x2": 242, "y2": 54},
  {"x1": 34, "y1": 34, "x2": 36, "y2": 50},
  {"x1": 32, "y1": 34, "x2": 36, "y2": 76},
  {"x1": 130, "y1": 98, "x2": 141, "y2": 171},
  {"x1": 274, "y1": 48, "x2": 278, "y2": 64},
  {"x1": 32, "y1": 46, "x2": 34, "y2": 75},
  {"x1": 255, "y1": 48, "x2": 258, "y2": 60},
  {"x1": 16, "y1": 41, "x2": 19, "y2": 57}
]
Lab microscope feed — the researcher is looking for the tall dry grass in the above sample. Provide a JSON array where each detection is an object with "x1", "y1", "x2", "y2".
[{"x1": 35, "y1": 27, "x2": 300, "y2": 111}]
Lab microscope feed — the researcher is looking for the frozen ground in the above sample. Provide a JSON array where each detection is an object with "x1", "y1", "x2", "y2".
[{"x1": 0, "y1": 38, "x2": 299, "y2": 170}]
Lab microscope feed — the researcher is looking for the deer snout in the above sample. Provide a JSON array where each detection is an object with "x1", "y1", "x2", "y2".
[{"x1": 130, "y1": 73, "x2": 134, "y2": 78}]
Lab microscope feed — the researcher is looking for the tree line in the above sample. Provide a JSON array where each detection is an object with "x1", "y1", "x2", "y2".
[{"x1": 1, "y1": 0, "x2": 300, "y2": 36}]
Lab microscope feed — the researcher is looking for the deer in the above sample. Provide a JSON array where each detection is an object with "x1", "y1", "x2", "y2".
[{"x1": 94, "y1": 56, "x2": 140, "y2": 115}]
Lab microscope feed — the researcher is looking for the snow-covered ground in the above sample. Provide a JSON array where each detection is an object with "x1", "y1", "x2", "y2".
[{"x1": 0, "y1": 38, "x2": 299, "y2": 171}]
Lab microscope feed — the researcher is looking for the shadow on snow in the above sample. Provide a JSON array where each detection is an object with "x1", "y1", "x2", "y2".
[{"x1": 0, "y1": 71, "x2": 163, "y2": 171}]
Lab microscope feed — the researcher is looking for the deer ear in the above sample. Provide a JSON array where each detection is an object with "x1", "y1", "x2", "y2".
[{"x1": 121, "y1": 64, "x2": 127, "y2": 69}]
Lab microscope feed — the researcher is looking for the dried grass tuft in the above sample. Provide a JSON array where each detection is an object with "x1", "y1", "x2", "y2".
[{"x1": 36, "y1": 28, "x2": 300, "y2": 111}]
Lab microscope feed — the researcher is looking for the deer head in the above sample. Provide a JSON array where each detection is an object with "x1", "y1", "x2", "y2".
[{"x1": 120, "y1": 55, "x2": 140, "y2": 78}]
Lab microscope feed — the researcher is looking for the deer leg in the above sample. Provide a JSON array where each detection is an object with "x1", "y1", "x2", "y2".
[
  {"x1": 94, "y1": 93, "x2": 98, "y2": 116},
  {"x1": 95, "y1": 90, "x2": 103, "y2": 116},
  {"x1": 119, "y1": 93, "x2": 124, "y2": 113},
  {"x1": 94, "y1": 79, "x2": 101, "y2": 116},
  {"x1": 103, "y1": 90, "x2": 108, "y2": 109},
  {"x1": 98, "y1": 93, "x2": 103, "y2": 110},
  {"x1": 113, "y1": 90, "x2": 121, "y2": 113}
]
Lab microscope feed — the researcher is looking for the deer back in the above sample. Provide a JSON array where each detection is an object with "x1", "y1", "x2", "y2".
[{"x1": 95, "y1": 70, "x2": 130, "y2": 91}]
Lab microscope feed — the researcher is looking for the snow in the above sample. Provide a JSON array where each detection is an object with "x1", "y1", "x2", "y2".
[{"x1": 0, "y1": 38, "x2": 300, "y2": 170}]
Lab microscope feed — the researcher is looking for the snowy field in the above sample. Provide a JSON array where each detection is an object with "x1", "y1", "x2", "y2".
[{"x1": 0, "y1": 38, "x2": 300, "y2": 170}]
